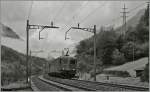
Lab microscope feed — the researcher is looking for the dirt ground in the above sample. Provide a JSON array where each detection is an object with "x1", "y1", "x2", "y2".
[{"x1": 79, "y1": 73, "x2": 149, "y2": 88}]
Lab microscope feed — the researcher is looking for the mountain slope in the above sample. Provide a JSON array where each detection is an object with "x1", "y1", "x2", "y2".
[
  {"x1": 115, "y1": 9, "x2": 145, "y2": 33},
  {"x1": 126, "y1": 9, "x2": 145, "y2": 28},
  {"x1": 75, "y1": 6, "x2": 149, "y2": 77},
  {"x1": 1, "y1": 45, "x2": 47, "y2": 86}
]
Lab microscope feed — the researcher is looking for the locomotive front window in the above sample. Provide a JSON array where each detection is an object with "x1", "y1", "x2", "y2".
[
  {"x1": 62, "y1": 58, "x2": 68, "y2": 64},
  {"x1": 70, "y1": 59, "x2": 76, "y2": 64}
]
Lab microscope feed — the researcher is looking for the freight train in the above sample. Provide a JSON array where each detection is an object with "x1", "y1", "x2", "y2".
[{"x1": 48, "y1": 55, "x2": 77, "y2": 79}]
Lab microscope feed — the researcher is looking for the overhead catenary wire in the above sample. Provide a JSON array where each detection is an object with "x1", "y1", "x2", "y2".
[
  {"x1": 80, "y1": 2, "x2": 106, "y2": 24},
  {"x1": 58, "y1": 1, "x2": 90, "y2": 33},
  {"x1": 104, "y1": 2, "x2": 147, "y2": 27},
  {"x1": 59, "y1": 1, "x2": 105, "y2": 30},
  {"x1": 62, "y1": 1, "x2": 90, "y2": 28},
  {"x1": 62, "y1": 1, "x2": 106, "y2": 32},
  {"x1": 64, "y1": 1, "x2": 147, "y2": 32},
  {"x1": 63, "y1": 1, "x2": 92, "y2": 40},
  {"x1": 127, "y1": 2, "x2": 147, "y2": 20},
  {"x1": 71, "y1": 1, "x2": 90, "y2": 25},
  {"x1": 61, "y1": 1, "x2": 92, "y2": 42},
  {"x1": 53, "y1": 1, "x2": 66, "y2": 23},
  {"x1": 128, "y1": 2, "x2": 146, "y2": 12}
]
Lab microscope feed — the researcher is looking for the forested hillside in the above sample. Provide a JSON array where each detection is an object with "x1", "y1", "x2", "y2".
[
  {"x1": 1, "y1": 45, "x2": 48, "y2": 86},
  {"x1": 76, "y1": 5, "x2": 149, "y2": 82}
]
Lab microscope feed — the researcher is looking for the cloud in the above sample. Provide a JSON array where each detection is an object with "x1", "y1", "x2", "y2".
[
  {"x1": 1, "y1": 1, "x2": 29, "y2": 22},
  {"x1": 1, "y1": 1, "x2": 147, "y2": 58},
  {"x1": 1, "y1": 23, "x2": 22, "y2": 40}
]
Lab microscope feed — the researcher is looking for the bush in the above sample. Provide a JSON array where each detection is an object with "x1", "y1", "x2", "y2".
[
  {"x1": 137, "y1": 42, "x2": 149, "y2": 57},
  {"x1": 141, "y1": 63, "x2": 149, "y2": 82},
  {"x1": 121, "y1": 42, "x2": 142, "y2": 61},
  {"x1": 112, "y1": 49, "x2": 126, "y2": 65}
]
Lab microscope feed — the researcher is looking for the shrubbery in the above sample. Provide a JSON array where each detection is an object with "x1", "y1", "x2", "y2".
[
  {"x1": 1, "y1": 45, "x2": 47, "y2": 85},
  {"x1": 112, "y1": 49, "x2": 126, "y2": 65},
  {"x1": 141, "y1": 63, "x2": 149, "y2": 82},
  {"x1": 76, "y1": 5, "x2": 149, "y2": 80}
]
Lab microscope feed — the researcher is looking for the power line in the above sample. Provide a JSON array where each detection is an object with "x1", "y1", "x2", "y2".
[
  {"x1": 121, "y1": 3, "x2": 129, "y2": 35},
  {"x1": 58, "y1": 1, "x2": 90, "y2": 32},
  {"x1": 104, "y1": 2, "x2": 147, "y2": 28},
  {"x1": 53, "y1": 1, "x2": 65, "y2": 23},
  {"x1": 104, "y1": 16, "x2": 121, "y2": 27},
  {"x1": 129, "y1": 2, "x2": 146, "y2": 12},
  {"x1": 62, "y1": 1, "x2": 90, "y2": 29},
  {"x1": 63, "y1": 2, "x2": 106, "y2": 41},
  {"x1": 57, "y1": 1, "x2": 104, "y2": 28},
  {"x1": 72, "y1": 1, "x2": 90, "y2": 25},
  {"x1": 80, "y1": 2, "x2": 106, "y2": 24},
  {"x1": 27, "y1": 1, "x2": 33, "y2": 20}
]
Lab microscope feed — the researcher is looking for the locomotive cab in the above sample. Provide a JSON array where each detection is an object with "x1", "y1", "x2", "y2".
[
  {"x1": 59, "y1": 56, "x2": 77, "y2": 78},
  {"x1": 48, "y1": 56, "x2": 77, "y2": 79}
]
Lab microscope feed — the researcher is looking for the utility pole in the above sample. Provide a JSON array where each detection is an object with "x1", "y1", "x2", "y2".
[
  {"x1": 133, "y1": 34, "x2": 135, "y2": 62},
  {"x1": 147, "y1": 2, "x2": 149, "y2": 63},
  {"x1": 26, "y1": 20, "x2": 59, "y2": 84},
  {"x1": 29, "y1": 50, "x2": 43, "y2": 85},
  {"x1": 65, "y1": 24, "x2": 97, "y2": 81},
  {"x1": 29, "y1": 51, "x2": 32, "y2": 86},
  {"x1": 26, "y1": 20, "x2": 29, "y2": 83},
  {"x1": 93, "y1": 25, "x2": 96, "y2": 81},
  {"x1": 121, "y1": 4, "x2": 129, "y2": 35}
]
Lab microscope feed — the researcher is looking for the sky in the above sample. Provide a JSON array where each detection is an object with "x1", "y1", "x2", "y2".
[{"x1": 1, "y1": 1, "x2": 147, "y2": 58}]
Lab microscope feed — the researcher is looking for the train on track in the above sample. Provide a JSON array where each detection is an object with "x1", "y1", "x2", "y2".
[{"x1": 47, "y1": 50, "x2": 78, "y2": 79}]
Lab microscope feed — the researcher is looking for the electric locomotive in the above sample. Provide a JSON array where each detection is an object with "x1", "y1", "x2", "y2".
[{"x1": 48, "y1": 54, "x2": 77, "y2": 78}]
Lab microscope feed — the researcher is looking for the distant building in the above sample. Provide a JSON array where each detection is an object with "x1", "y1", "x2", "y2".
[{"x1": 134, "y1": 67, "x2": 145, "y2": 77}]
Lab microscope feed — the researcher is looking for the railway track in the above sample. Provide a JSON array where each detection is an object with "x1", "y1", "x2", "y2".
[
  {"x1": 71, "y1": 78, "x2": 149, "y2": 91},
  {"x1": 31, "y1": 76, "x2": 93, "y2": 91},
  {"x1": 44, "y1": 75, "x2": 149, "y2": 91}
]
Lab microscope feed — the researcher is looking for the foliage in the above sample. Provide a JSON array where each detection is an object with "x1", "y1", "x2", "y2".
[
  {"x1": 76, "y1": 54, "x2": 93, "y2": 73},
  {"x1": 138, "y1": 42, "x2": 149, "y2": 57},
  {"x1": 112, "y1": 49, "x2": 126, "y2": 65},
  {"x1": 116, "y1": 35, "x2": 126, "y2": 51},
  {"x1": 1, "y1": 45, "x2": 47, "y2": 85},
  {"x1": 134, "y1": 4, "x2": 149, "y2": 43},
  {"x1": 125, "y1": 26, "x2": 137, "y2": 42},
  {"x1": 96, "y1": 30, "x2": 117, "y2": 65},
  {"x1": 77, "y1": 62, "x2": 88, "y2": 73},
  {"x1": 75, "y1": 5, "x2": 149, "y2": 76},
  {"x1": 121, "y1": 42, "x2": 137, "y2": 61},
  {"x1": 141, "y1": 63, "x2": 149, "y2": 82},
  {"x1": 76, "y1": 38, "x2": 93, "y2": 55}
]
